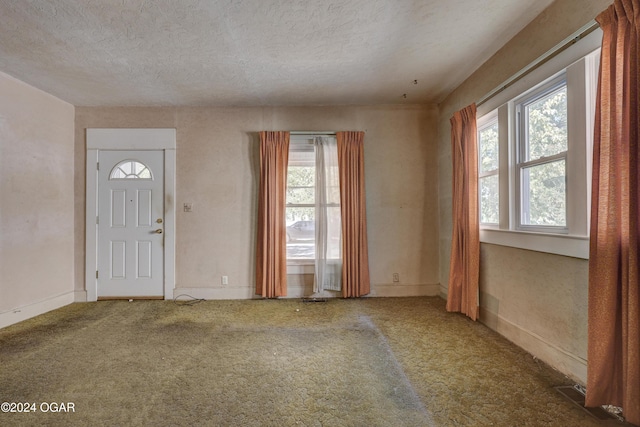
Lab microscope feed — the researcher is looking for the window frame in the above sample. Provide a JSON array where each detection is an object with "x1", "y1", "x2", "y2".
[
  {"x1": 475, "y1": 30, "x2": 601, "y2": 259},
  {"x1": 477, "y1": 112, "x2": 500, "y2": 227},
  {"x1": 285, "y1": 133, "x2": 340, "y2": 272},
  {"x1": 109, "y1": 159, "x2": 153, "y2": 180},
  {"x1": 286, "y1": 136, "x2": 316, "y2": 268},
  {"x1": 514, "y1": 75, "x2": 569, "y2": 234}
]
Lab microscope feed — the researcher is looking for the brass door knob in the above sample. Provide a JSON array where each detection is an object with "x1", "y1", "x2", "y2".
[{"x1": 154, "y1": 229, "x2": 163, "y2": 234}]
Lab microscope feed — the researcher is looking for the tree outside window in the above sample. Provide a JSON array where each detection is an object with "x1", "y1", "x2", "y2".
[
  {"x1": 519, "y1": 84, "x2": 567, "y2": 228},
  {"x1": 478, "y1": 119, "x2": 499, "y2": 225},
  {"x1": 286, "y1": 148, "x2": 315, "y2": 259}
]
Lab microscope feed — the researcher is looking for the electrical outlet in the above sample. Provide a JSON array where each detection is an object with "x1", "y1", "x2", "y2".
[
  {"x1": 393, "y1": 273, "x2": 400, "y2": 283},
  {"x1": 183, "y1": 203, "x2": 193, "y2": 212},
  {"x1": 222, "y1": 275, "x2": 228, "y2": 286}
]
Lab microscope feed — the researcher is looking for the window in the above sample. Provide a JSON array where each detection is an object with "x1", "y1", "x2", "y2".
[
  {"x1": 286, "y1": 134, "x2": 342, "y2": 270},
  {"x1": 476, "y1": 45, "x2": 600, "y2": 259},
  {"x1": 516, "y1": 77, "x2": 568, "y2": 231},
  {"x1": 110, "y1": 160, "x2": 152, "y2": 179},
  {"x1": 478, "y1": 115, "x2": 499, "y2": 225},
  {"x1": 286, "y1": 143, "x2": 315, "y2": 260}
]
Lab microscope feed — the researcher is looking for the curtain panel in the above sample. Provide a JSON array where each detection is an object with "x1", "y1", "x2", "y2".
[
  {"x1": 256, "y1": 131, "x2": 290, "y2": 298},
  {"x1": 446, "y1": 104, "x2": 480, "y2": 321},
  {"x1": 314, "y1": 136, "x2": 342, "y2": 293},
  {"x1": 586, "y1": 1, "x2": 640, "y2": 424},
  {"x1": 336, "y1": 131, "x2": 371, "y2": 298}
]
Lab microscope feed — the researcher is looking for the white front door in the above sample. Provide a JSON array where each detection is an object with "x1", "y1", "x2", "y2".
[{"x1": 97, "y1": 150, "x2": 164, "y2": 298}]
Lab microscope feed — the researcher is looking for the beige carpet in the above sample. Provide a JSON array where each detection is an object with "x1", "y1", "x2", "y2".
[{"x1": 0, "y1": 297, "x2": 620, "y2": 426}]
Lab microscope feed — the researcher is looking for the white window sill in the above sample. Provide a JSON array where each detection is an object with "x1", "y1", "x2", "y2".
[
  {"x1": 480, "y1": 228, "x2": 589, "y2": 259},
  {"x1": 287, "y1": 262, "x2": 314, "y2": 274}
]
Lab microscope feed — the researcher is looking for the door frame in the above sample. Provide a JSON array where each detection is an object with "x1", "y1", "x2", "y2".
[{"x1": 85, "y1": 128, "x2": 176, "y2": 301}]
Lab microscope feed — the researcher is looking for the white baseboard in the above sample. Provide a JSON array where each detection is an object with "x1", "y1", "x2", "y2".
[
  {"x1": 174, "y1": 283, "x2": 441, "y2": 301},
  {"x1": 369, "y1": 283, "x2": 441, "y2": 297},
  {"x1": 173, "y1": 287, "x2": 258, "y2": 300},
  {"x1": 74, "y1": 290, "x2": 87, "y2": 302},
  {"x1": 480, "y1": 307, "x2": 587, "y2": 384},
  {"x1": 0, "y1": 291, "x2": 75, "y2": 330},
  {"x1": 439, "y1": 284, "x2": 448, "y2": 299},
  {"x1": 174, "y1": 286, "x2": 337, "y2": 300}
]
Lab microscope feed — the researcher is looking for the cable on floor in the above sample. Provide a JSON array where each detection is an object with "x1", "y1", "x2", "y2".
[{"x1": 173, "y1": 294, "x2": 206, "y2": 306}]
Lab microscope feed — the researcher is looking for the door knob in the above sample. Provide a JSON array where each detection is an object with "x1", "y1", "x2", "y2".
[
  {"x1": 156, "y1": 218, "x2": 163, "y2": 224},
  {"x1": 154, "y1": 229, "x2": 163, "y2": 234}
]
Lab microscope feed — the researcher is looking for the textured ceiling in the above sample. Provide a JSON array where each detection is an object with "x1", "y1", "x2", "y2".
[{"x1": 0, "y1": 0, "x2": 555, "y2": 107}]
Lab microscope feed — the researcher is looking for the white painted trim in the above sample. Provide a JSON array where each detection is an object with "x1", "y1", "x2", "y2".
[
  {"x1": 85, "y1": 128, "x2": 177, "y2": 301},
  {"x1": 0, "y1": 291, "x2": 75, "y2": 330},
  {"x1": 287, "y1": 264, "x2": 314, "y2": 274},
  {"x1": 174, "y1": 282, "x2": 441, "y2": 300},
  {"x1": 566, "y1": 58, "x2": 589, "y2": 236},
  {"x1": 439, "y1": 286, "x2": 448, "y2": 299},
  {"x1": 286, "y1": 286, "x2": 341, "y2": 299},
  {"x1": 87, "y1": 128, "x2": 176, "y2": 150},
  {"x1": 369, "y1": 283, "x2": 441, "y2": 297},
  {"x1": 477, "y1": 35, "x2": 599, "y2": 260},
  {"x1": 174, "y1": 286, "x2": 337, "y2": 300},
  {"x1": 74, "y1": 290, "x2": 87, "y2": 302},
  {"x1": 480, "y1": 307, "x2": 587, "y2": 384},
  {"x1": 480, "y1": 229, "x2": 588, "y2": 259},
  {"x1": 174, "y1": 287, "x2": 258, "y2": 300},
  {"x1": 85, "y1": 148, "x2": 99, "y2": 302}
]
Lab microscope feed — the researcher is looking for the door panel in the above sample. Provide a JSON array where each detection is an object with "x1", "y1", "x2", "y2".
[
  {"x1": 111, "y1": 241, "x2": 126, "y2": 279},
  {"x1": 111, "y1": 190, "x2": 126, "y2": 227},
  {"x1": 137, "y1": 241, "x2": 152, "y2": 278},
  {"x1": 97, "y1": 150, "x2": 164, "y2": 298},
  {"x1": 138, "y1": 190, "x2": 152, "y2": 226}
]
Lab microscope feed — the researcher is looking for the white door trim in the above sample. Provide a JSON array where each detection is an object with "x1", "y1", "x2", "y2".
[{"x1": 85, "y1": 128, "x2": 176, "y2": 301}]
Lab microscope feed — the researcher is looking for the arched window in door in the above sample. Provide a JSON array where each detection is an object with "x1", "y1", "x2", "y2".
[{"x1": 109, "y1": 160, "x2": 153, "y2": 180}]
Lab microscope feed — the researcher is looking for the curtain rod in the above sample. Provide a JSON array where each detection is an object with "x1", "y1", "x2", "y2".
[
  {"x1": 290, "y1": 131, "x2": 336, "y2": 135},
  {"x1": 476, "y1": 19, "x2": 599, "y2": 107}
]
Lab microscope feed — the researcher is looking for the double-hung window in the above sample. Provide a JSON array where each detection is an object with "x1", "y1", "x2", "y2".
[
  {"x1": 475, "y1": 33, "x2": 600, "y2": 258},
  {"x1": 478, "y1": 114, "x2": 499, "y2": 226},
  {"x1": 286, "y1": 135, "x2": 341, "y2": 256},
  {"x1": 516, "y1": 76, "x2": 568, "y2": 232},
  {"x1": 286, "y1": 138, "x2": 316, "y2": 261},
  {"x1": 286, "y1": 134, "x2": 343, "y2": 292}
]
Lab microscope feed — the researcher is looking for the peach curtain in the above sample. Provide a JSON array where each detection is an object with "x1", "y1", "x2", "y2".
[
  {"x1": 446, "y1": 104, "x2": 479, "y2": 321},
  {"x1": 256, "y1": 131, "x2": 289, "y2": 298},
  {"x1": 586, "y1": 2, "x2": 639, "y2": 424},
  {"x1": 336, "y1": 131, "x2": 370, "y2": 298}
]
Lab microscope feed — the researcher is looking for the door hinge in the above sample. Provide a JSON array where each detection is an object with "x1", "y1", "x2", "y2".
[
  {"x1": 96, "y1": 270, "x2": 99, "y2": 279},
  {"x1": 96, "y1": 216, "x2": 99, "y2": 225},
  {"x1": 97, "y1": 162, "x2": 100, "y2": 171}
]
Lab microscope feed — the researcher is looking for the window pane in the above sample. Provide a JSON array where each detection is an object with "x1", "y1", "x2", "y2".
[
  {"x1": 479, "y1": 121, "x2": 499, "y2": 172},
  {"x1": 287, "y1": 147, "x2": 315, "y2": 260},
  {"x1": 287, "y1": 166, "x2": 314, "y2": 204},
  {"x1": 480, "y1": 175, "x2": 499, "y2": 224},
  {"x1": 286, "y1": 208, "x2": 315, "y2": 259},
  {"x1": 110, "y1": 160, "x2": 152, "y2": 179},
  {"x1": 326, "y1": 206, "x2": 342, "y2": 259},
  {"x1": 287, "y1": 185, "x2": 314, "y2": 205},
  {"x1": 525, "y1": 86, "x2": 567, "y2": 161},
  {"x1": 521, "y1": 160, "x2": 566, "y2": 226}
]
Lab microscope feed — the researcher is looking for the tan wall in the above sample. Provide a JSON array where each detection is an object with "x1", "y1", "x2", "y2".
[
  {"x1": 479, "y1": 245, "x2": 590, "y2": 381},
  {"x1": 437, "y1": 0, "x2": 610, "y2": 384},
  {"x1": 74, "y1": 105, "x2": 440, "y2": 299},
  {"x1": 0, "y1": 71, "x2": 75, "y2": 327}
]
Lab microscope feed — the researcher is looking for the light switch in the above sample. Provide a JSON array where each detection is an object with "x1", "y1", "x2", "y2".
[{"x1": 183, "y1": 203, "x2": 193, "y2": 212}]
